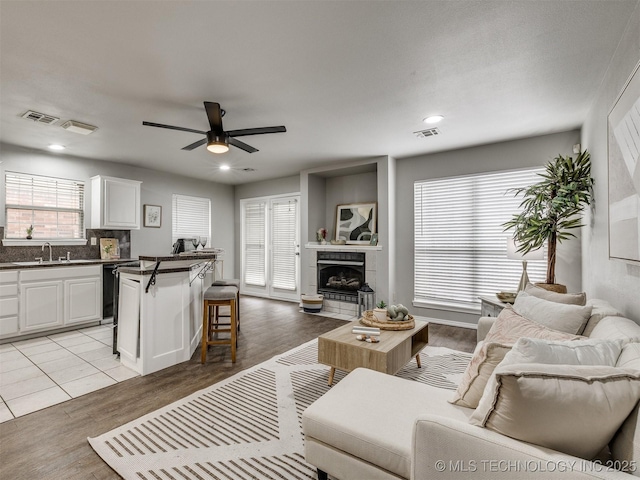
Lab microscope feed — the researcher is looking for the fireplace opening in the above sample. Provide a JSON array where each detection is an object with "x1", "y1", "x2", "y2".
[{"x1": 317, "y1": 251, "x2": 365, "y2": 304}]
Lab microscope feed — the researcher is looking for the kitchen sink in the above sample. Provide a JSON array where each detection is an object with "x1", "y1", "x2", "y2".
[{"x1": 13, "y1": 259, "x2": 97, "y2": 266}]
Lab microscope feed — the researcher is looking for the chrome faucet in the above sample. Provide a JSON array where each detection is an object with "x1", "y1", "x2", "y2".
[{"x1": 42, "y1": 242, "x2": 52, "y2": 262}]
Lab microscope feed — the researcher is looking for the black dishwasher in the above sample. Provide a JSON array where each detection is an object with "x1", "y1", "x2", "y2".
[{"x1": 103, "y1": 264, "x2": 117, "y2": 319}]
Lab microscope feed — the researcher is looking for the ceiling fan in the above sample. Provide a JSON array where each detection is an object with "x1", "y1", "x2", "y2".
[{"x1": 142, "y1": 101, "x2": 286, "y2": 154}]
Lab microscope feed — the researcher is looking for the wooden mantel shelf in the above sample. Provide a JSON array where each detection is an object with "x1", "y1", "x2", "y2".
[{"x1": 304, "y1": 243, "x2": 382, "y2": 251}]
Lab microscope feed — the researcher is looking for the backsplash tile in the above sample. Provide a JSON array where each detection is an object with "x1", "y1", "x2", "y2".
[{"x1": 0, "y1": 227, "x2": 131, "y2": 262}]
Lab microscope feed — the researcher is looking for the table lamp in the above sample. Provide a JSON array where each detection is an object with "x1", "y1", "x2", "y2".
[{"x1": 507, "y1": 237, "x2": 544, "y2": 292}]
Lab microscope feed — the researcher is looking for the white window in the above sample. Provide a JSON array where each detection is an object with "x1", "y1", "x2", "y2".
[
  {"x1": 270, "y1": 197, "x2": 298, "y2": 291},
  {"x1": 414, "y1": 168, "x2": 546, "y2": 312},
  {"x1": 242, "y1": 200, "x2": 267, "y2": 287},
  {"x1": 5, "y1": 172, "x2": 85, "y2": 240},
  {"x1": 171, "y1": 194, "x2": 211, "y2": 244}
]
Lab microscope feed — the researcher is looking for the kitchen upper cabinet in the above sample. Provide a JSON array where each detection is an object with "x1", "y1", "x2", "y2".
[
  {"x1": 17, "y1": 266, "x2": 102, "y2": 336},
  {"x1": 0, "y1": 271, "x2": 19, "y2": 337},
  {"x1": 91, "y1": 175, "x2": 142, "y2": 229}
]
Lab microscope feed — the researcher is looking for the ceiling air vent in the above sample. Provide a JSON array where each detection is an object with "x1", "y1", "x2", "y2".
[
  {"x1": 242, "y1": 168, "x2": 256, "y2": 172},
  {"x1": 414, "y1": 127, "x2": 441, "y2": 138},
  {"x1": 61, "y1": 120, "x2": 98, "y2": 135},
  {"x1": 21, "y1": 110, "x2": 60, "y2": 125}
]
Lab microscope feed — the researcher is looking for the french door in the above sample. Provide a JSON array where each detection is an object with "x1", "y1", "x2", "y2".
[{"x1": 241, "y1": 194, "x2": 300, "y2": 302}]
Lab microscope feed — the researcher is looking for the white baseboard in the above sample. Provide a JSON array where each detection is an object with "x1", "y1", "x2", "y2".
[{"x1": 414, "y1": 315, "x2": 478, "y2": 330}]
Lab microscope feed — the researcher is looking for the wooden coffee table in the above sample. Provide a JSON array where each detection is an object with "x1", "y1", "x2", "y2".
[{"x1": 318, "y1": 319, "x2": 429, "y2": 385}]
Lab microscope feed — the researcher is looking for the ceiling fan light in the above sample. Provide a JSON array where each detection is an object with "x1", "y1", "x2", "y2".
[
  {"x1": 206, "y1": 131, "x2": 229, "y2": 154},
  {"x1": 207, "y1": 143, "x2": 229, "y2": 154}
]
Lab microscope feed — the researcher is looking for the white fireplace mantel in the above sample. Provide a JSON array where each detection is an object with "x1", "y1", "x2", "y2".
[{"x1": 305, "y1": 243, "x2": 382, "y2": 251}]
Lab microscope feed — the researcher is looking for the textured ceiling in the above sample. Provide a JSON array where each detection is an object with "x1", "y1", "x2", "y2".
[{"x1": 0, "y1": 0, "x2": 636, "y2": 185}]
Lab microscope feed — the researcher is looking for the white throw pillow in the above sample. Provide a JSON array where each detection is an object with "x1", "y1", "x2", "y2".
[
  {"x1": 469, "y1": 363, "x2": 640, "y2": 460},
  {"x1": 506, "y1": 337, "x2": 624, "y2": 366},
  {"x1": 449, "y1": 308, "x2": 581, "y2": 408},
  {"x1": 525, "y1": 283, "x2": 586, "y2": 306},
  {"x1": 513, "y1": 291, "x2": 592, "y2": 335}
]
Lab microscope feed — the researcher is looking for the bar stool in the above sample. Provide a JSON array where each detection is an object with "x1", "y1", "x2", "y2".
[
  {"x1": 212, "y1": 279, "x2": 241, "y2": 331},
  {"x1": 201, "y1": 285, "x2": 238, "y2": 363}
]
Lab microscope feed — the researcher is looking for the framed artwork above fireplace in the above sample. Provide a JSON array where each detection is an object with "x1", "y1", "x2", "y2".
[{"x1": 335, "y1": 202, "x2": 377, "y2": 245}]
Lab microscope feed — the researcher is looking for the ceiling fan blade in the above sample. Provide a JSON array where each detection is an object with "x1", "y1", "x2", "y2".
[
  {"x1": 142, "y1": 121, "x2": 206, "y2": 135},
  {"x1": 229, "y1": 137, "x2": 258, "y2": 153},
  {"x1": 181, "y1": 138, "x2": 207, "y2": 151},
  {"x1": 227, "y1": 126, "x2": 287, "y2": 137},
  {"x1": 204, "y1": 102, "x2": 223, "y2": 132}
]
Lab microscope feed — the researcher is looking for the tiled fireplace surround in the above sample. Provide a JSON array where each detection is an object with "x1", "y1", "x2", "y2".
[{"x1": 306, "y1": 247, "x2": 381, "y2": 317}]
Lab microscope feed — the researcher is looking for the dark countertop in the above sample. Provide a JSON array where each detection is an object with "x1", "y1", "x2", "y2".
[
  {"x1": 138, "y1": 253, "x2": 218, "y2": 262},
  {"x1": 0, "y1": 258, "x2": 136, "y2": 270}
]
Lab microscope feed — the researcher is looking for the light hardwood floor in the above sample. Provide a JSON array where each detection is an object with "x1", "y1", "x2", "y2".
[{"x1": 0, "y1": 297, "x2": 476, "y2": 480}]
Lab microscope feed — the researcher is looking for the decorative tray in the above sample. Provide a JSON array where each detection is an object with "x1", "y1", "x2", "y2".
[{"x1": 360, "y1": 310, "x2": 415, "y2": 330}]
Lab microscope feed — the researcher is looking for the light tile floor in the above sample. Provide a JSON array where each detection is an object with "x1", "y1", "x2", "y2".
[{"x1": 0, "y1": 324, "x2": 138, "y2": 422}]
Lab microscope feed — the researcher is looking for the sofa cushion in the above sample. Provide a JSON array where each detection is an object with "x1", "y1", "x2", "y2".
[
  {"x1": 611, "y1": 403, "x2": 640, "y2": 478},
  {"x1": 303, "y1": 368, "x2": 471, "y2": 479},
  {"x1": 470, "y1": 363, "x2": 640, "y2": 460},
  {"x1": 617, "y1": 343, "x2": 640, "y2": 370},
  {"x1": 525, "y1": 282, "x2": 586, "y2": 305},
  {"x1": 583, "y1": 299, "x2": 625, "y2": 337},
  {"x1": 513, "y1": 291, "x2": 592, "y2": 334},
  {"x1": 589, "y1": 316, "x2": 640, "y2": 343},
  {"x1": 611, "y1": 342, "x2": 640, "y2": 477},
  {"x1": 450, "y1": 309, "x2": 581, "y2": 408}
]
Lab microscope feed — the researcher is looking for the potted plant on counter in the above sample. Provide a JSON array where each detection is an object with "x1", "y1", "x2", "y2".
[
  {"x1": 503, "y1": 150, "x2": 594, "y2": 293},
  {"x1": 26, "y1": 225, "x2": 33, "y2": 239}
]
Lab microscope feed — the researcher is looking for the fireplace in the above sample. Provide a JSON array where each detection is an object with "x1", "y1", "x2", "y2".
[{"x1": 317, "y1": 251, "x2": 365, "y2": 304}]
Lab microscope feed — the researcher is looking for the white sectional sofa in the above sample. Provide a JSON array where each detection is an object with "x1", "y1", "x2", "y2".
[{"x1": 302, "y1": 299, "x2": 640, "y2": 479}]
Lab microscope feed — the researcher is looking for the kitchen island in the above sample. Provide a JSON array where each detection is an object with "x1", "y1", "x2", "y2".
[{"x1": 116, "y1": 253, "x2": 218, "y2": 375}]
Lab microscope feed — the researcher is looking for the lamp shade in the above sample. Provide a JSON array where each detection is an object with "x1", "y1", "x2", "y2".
[{"x1": 506, "y1": 237, "x2": 544, "y2": 260}]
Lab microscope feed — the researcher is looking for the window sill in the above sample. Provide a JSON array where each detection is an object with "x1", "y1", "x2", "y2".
[
  {"x1": 2, "y1": 239, "x2": 88, "y2": 247},
  {"x1": 412, "y1": 299, "x2": 480, "y2": 315}
]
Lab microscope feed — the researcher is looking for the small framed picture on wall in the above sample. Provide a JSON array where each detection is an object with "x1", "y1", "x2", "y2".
[{"x1": 143, "y1": 204, "x2": 162, "y2": 228}]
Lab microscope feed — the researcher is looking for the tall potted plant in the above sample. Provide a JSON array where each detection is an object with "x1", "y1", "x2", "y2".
[{"x1": 503, "y1": 150, "x2": 594, "y2": 292}]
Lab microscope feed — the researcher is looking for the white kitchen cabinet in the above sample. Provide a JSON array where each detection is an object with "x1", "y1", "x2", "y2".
[
  {"x1": 20, "y1": 280, "x2": 64, "y2": 333},
  {"x1": 90, "y1": 175, "x2": 142, "y2": 229},
  {"x1": 0, "y1": 271, "x2": 19, "y2": 337},
  {"x1": 117, "y1": 276, "x2": 141, "y2": 365},
  {"x1": 65, "y1": 276, "x2": 102, "y2": 325},
  {"x1": 17, "y1": 266, "x2": 102, "y2": 336}
]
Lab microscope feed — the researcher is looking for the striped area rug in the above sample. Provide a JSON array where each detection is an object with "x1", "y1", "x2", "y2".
[{"x1": 88, "y1": 340, "x2": 471, "y2": 480}]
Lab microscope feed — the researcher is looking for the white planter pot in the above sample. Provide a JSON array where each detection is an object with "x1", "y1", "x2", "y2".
[{"x1": 373, "y1": 308, "x2": 387, "y2": 322}]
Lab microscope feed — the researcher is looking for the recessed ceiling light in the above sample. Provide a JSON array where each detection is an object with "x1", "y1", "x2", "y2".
[
  {"x1": 423, "y1": 115, "x2": 444, "y2": 124},
  {"x1": 48, "y1": 144, "x2": 65, "y2": 151},
  {"x1": 220, "y1": 165, "x2": 230, "y2": 171}
]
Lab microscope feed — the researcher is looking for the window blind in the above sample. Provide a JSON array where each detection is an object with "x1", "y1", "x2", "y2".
[
  {"x1": 171, "y1": 194, "x2": 211, "y2": 244},
  {"x1": 414, "y1": 168, "x2": 547, "y2": 310},
  {"x1": 271, "y1": 198, "x2": 298, "y2": 290},
  {"x1": 243, "y1": 201, "x2": 266, "y2": 287},
  {"x1": 5, "y1": 172, "x2": 85, "y2": 239}
]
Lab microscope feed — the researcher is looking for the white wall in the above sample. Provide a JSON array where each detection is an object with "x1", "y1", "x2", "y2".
[
  {"x1": 581, "y1": 1, "x2": 640, "y2": 322},
  {"x1": 395, "y1": 130, "x2": 582, "y2": 325},
  {"x1": 0, "y1": 143, "x2": 235, "y2": 273},
  {"x1": 324, "y1": 172, "x2": 377, "y2": 238}
]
